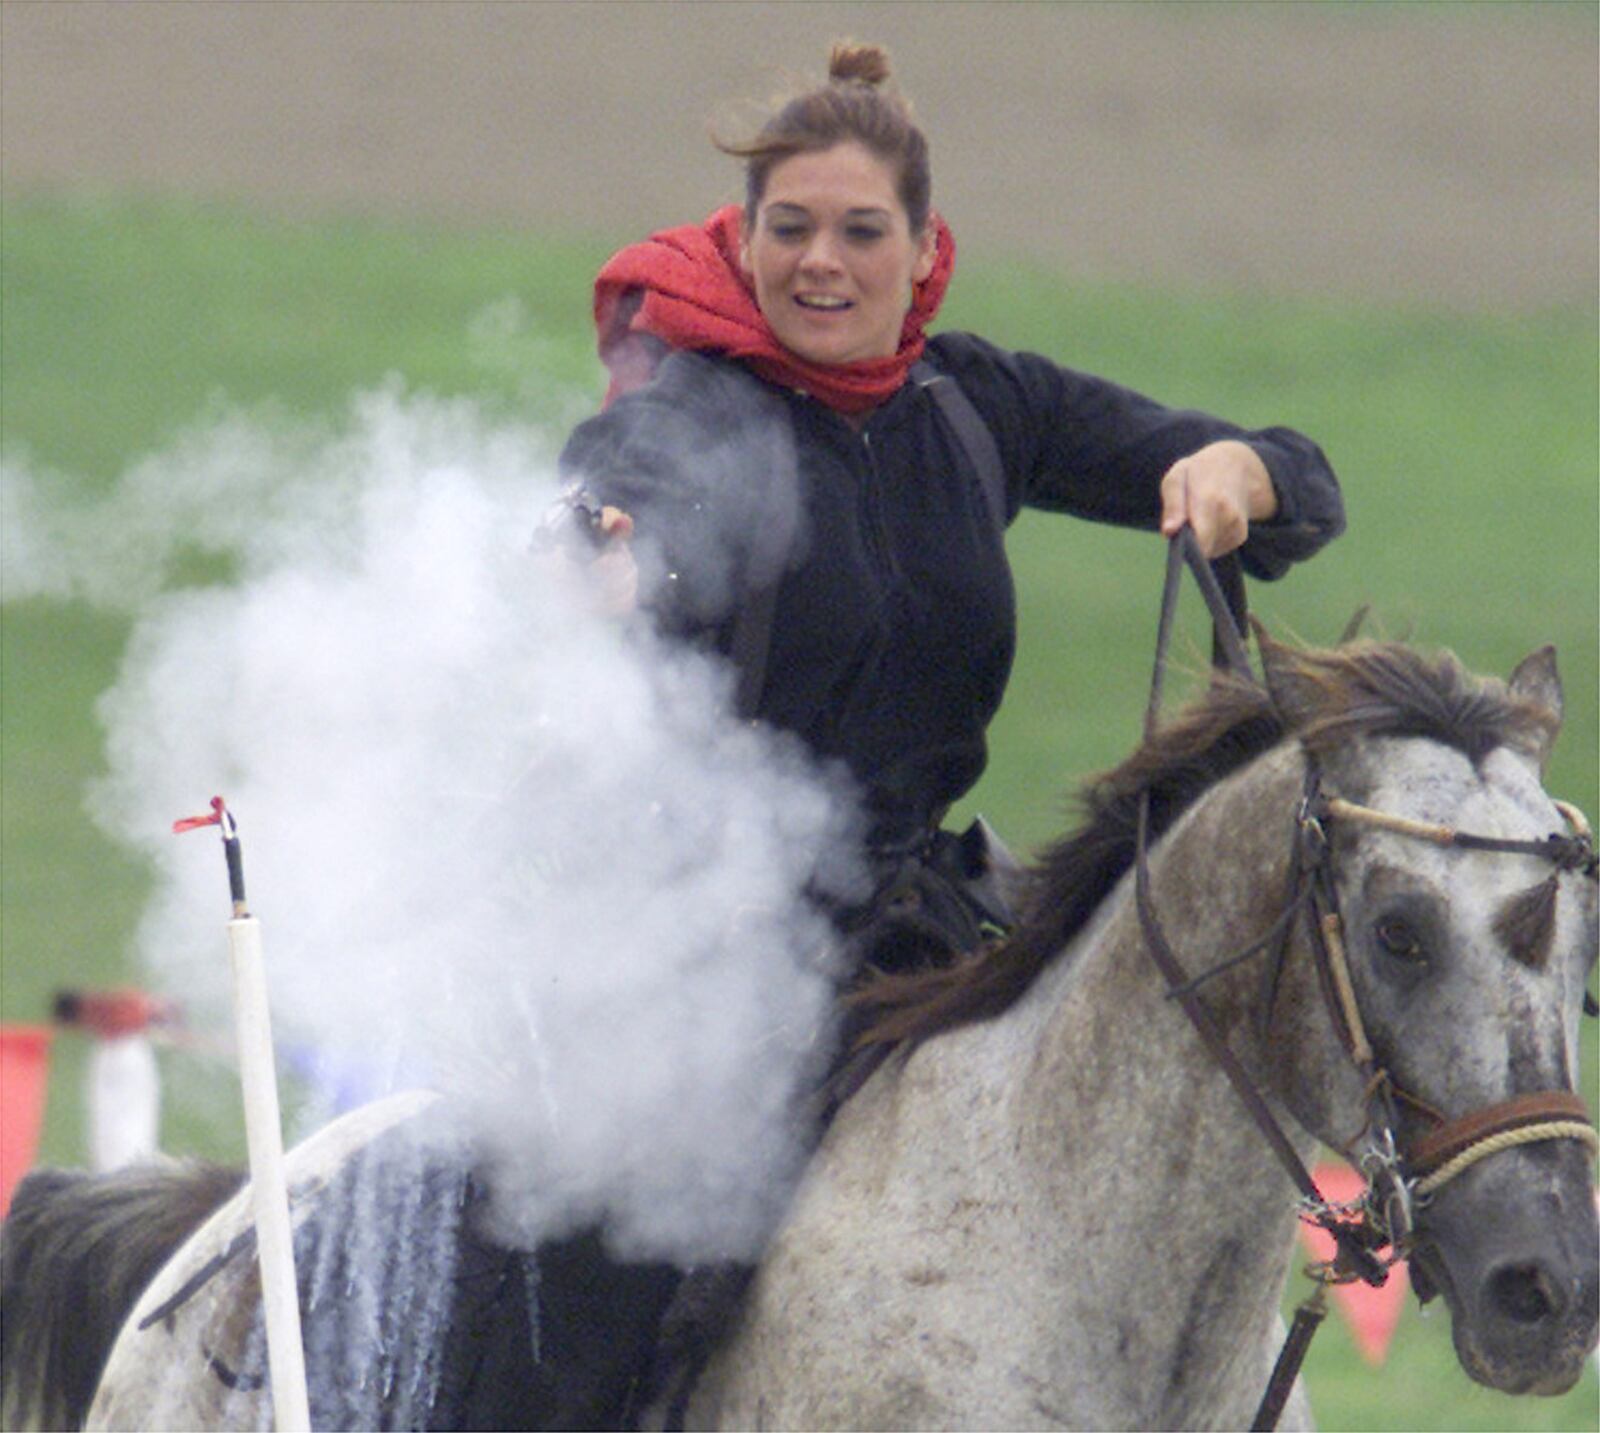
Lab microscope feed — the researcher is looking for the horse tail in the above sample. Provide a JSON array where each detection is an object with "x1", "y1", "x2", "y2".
[{"x1": 0, "y1": 1160, "x2": 243, "y2": 1431}]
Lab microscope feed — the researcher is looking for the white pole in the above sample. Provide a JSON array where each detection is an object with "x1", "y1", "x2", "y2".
[{"x1": 229, "y1": 913, "x2": 313, "y2": 1433}]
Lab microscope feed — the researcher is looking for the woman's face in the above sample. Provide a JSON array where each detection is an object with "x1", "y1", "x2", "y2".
[{"x1": 741, "y1": 141, "x2": 936, "y2": 367}]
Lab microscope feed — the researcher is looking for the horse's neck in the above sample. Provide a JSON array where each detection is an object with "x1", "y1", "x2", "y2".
[
  {"x1": 952, "y1": 740, "x2": 1314, "y2": 1166},
  {"x1": 877, "y1": 743, "x2": 1319, "y2": 1423}
]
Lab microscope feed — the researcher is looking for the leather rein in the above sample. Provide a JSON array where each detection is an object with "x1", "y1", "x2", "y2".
[{"x1": 1134, "y1": 533, "x2": 1599, "y2": 1430}]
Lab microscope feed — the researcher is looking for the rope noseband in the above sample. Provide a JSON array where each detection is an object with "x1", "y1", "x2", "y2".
[{"x1": 1407, "y1": 1089, "x2": 1599, "y2": 1197}]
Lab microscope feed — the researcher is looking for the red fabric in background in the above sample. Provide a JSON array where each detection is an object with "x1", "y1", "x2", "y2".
[
  {"x1": 594, "y1": 204, "x2": 955, "y2": 414},
  {"x1": 1, "y1": 1025, "x2": 53, "y2": 1214}
]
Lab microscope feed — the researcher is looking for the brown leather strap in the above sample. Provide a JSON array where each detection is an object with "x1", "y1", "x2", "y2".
[
  {"x1": 1251, "y1": 1289, "x2": 1327, "y2": 1432},
  {"x1": 1136, "y1": 536, "x2": 1377, "y2": 1431},
  {"x1": 1136, "y1": 538, "x2": 1323, "y2": 1206},
  {"x1": 1134, "y1": 796, "x2": 1322, "y2": 1204},
  {"x1": 1407, "y1": 1090, "x2": 1593, "y2": 1176}
]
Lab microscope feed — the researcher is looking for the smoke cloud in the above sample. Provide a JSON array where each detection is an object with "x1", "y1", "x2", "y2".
[{"x1": 5, "y1": 383, "x2": 863, "y2": 1263}]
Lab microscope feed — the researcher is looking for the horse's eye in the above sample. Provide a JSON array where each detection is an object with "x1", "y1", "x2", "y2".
[{"x1": 1374, "y1": 916, "x2": 1424, "y2": 962}]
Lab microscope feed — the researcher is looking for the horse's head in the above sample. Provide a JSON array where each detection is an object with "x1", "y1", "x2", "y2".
[{"x1": 1263, "y1": 639, "x2": 1598, "y2": 1395}]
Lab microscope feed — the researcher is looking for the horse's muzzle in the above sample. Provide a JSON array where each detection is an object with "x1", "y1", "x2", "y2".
[{"x1": 1418, "y1": 1142, "x2": 1599, "y2": 1395}]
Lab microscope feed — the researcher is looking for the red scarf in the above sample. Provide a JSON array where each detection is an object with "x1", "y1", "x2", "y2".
[{"x1": 593, "y1": 204, "x2": 955, "y2": 414}]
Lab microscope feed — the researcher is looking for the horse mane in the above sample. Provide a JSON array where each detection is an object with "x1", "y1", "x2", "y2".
[
  {"x1": 848, "y1": 638, "x2": 1557, "y2": 1052},
  {"x1": 0, "y1": 1160, "x2": 245, "y2": 1432}
]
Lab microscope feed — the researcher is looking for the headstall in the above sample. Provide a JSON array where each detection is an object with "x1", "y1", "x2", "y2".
[{"x1": 1288, "y1": 771, "x2": 1598, "y2": 1240}]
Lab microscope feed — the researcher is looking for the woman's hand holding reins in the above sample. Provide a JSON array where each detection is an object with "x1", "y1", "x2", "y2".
[{"x1": 1159, "y1": 440, "x2": 1277, "y2": 558}]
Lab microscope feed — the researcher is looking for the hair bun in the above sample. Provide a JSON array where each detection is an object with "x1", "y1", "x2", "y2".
[{"x1": 828, "y1": 40, "x2": 891, "y2": 87}]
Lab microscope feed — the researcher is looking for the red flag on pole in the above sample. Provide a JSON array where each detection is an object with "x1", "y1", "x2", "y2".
[
  {"x1": 1300, "y1": 1161, "x2": 1410, "y2": 1364},
  {"x1": 0, "y1": 1025, "x2": 54, "y2": 1215}
]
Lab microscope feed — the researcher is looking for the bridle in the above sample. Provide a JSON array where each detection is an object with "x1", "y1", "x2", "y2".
[{"x1": 1135, "y1": 533, "x2": 1599, "y2": 1430}]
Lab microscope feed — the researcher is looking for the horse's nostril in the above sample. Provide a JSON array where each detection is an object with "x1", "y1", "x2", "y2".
[{"x1": 1486, "y1": 1263, "x2": 1562, "y2": 1326}]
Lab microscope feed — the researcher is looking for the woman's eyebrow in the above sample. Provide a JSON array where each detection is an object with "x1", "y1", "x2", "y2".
[{"x1": 764, "y1": 202, "x2": 892, "y2": 220}]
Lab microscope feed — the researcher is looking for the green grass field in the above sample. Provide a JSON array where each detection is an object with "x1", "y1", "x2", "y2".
[{"x1": 2, "y1": 193, "x2": 1596, "y2": 1430}]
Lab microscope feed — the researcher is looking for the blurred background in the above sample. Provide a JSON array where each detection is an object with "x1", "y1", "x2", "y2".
[
  {"x1": 5, "y1": 0, "x2": 1595, "y2": 305},
  {"x1": 2, "y1": 3, "x2": 1596, "y2": 1428}
]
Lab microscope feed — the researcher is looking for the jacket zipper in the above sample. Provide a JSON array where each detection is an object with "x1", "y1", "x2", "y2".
[{"x1": 859, "y1": 429, "x2": 905, "y2": 589}]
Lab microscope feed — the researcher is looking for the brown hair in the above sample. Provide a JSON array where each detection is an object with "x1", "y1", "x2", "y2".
[{"x1": 717, "y1": 41, "x2": 932, "y2": 234}]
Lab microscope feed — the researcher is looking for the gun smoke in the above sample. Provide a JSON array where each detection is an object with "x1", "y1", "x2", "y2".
[{"x1": 3, "y1": 383, "x2": 863, "y2": 1264}]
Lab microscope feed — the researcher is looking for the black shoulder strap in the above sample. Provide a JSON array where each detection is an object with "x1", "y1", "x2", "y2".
[
  {"x1": 910, "y1": 360, "x2": 1007, "y2": 534},
  {"x1": 732, "y1": 367, "x2": 1008, "y2": 720}
]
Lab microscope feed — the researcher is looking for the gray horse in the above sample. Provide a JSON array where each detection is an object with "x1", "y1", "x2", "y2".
[
  {"x1": 692, "y1": 637, "x2": 1598, "y2": 1428},
  {"x1": 3, "y1": 636, "x2": 1595, "y2": 1430}
]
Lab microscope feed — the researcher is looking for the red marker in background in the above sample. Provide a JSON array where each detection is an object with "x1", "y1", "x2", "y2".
[{"x1": 53, "y1": 988, "x2": 178, "y2": 1172}]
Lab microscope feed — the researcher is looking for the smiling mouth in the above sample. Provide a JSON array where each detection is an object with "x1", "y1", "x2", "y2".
[{"x1": 794, "y1": 295, "x2": 853, "y2": 311}]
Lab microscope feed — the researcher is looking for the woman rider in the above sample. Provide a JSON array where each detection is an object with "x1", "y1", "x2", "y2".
[
  {"x1": 558, "y1": 40, "x2": 1344, "y2": 985},
  {"x1": 538, "y1": 41, "x2": 1344, "y2": 1425}
]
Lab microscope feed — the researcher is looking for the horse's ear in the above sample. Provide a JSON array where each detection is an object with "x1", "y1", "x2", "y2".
[
  {"x1": 1251, "y1": 618, "x2": 1317, "y2": 728},
  {"x1": 1507, "y1": 645, "x2": 1563, "y2": 771}
]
